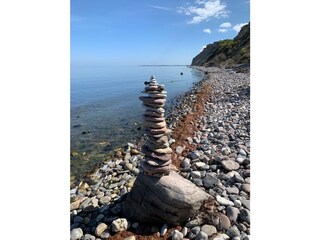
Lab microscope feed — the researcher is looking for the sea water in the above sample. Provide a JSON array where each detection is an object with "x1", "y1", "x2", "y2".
[{"x1": 70, "y1": 65, "x2": 203, "y2": 181}]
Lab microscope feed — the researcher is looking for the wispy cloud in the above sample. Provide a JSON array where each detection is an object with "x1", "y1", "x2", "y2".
[
  {"x1": 150, "y1": 5, "x2": 172, "y2": 11},
  {"x1": 218, "y1": 28, "x2": 227, "y2": 33},
  {"x1": 178, "y1": 0, "x2": 229, "y2": 24},
  {"x1": 220, "y1": 22, "x2": 231, "y2": 28},
  {"x1": 203, "y1": 28, "x2": 212, "y2": 34},
  {"x1": 71, "y1": 14, "x2": 84, "y2": 22},
  {"x1": 233, "y1": 23, "x2": 247, "y2": 32}
]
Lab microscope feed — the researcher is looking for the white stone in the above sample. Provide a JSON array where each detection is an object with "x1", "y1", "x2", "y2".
[
  {"x1": 216, "y1": 195, "x2": 234, "y2": 206},
  {"x1": 70, "y1": 228, "x2": 83, "y2": 240},
  {"x1": 234, "y1": 200, "x2": 242, "y2": 208},
  {"x1": 111, "y1": 218, "x2": 128, "y2": 232},
  {"x1": 181, "y1": 226, "x2": 188, "y2": 237},
  {"x1": 160, "y1": 223, "x2": 168, "y2": 236},
  {"x1": 191, "y1": 171, "x2": 201, "y2": 179},
  {"x1": 95, "y1": 223, "x2": 108, "y2": 237},
  {"x1": 171, "y1": 229, "x2": 183, "y2": 240},
  {"x1": 194, "y1": 162, "x2": 206, "y2": 168}
]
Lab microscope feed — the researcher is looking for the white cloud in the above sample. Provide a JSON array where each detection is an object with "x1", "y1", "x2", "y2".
[
  {"x1": 220, "y1": 22, "x2": 231, "y2": 28},
  {"x1": 150, "y1": 5, "x2": 172, "y2": 11},
  {"x1": 218, "y1": 28, "x2": 227, "y2": 33},
  {"x1": 233, "y1": 23, "x2": 247, "y2": 32},
  {"x1": 203, "y1": 28, "x2": 212, "y2": 34},
  {"x1": 178, "y1": 0, "x2": 229, "y2": 24},
  {"x1": 200, "y1": 45, "x2": 207, "y2": 52}
]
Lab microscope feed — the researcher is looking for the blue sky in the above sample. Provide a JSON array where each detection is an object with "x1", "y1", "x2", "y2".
[{"x1": 71, "y1": 0, "x2": 250, "y2": 66}]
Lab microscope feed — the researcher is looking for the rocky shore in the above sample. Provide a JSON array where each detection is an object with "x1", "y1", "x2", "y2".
[{"x1": 70, "y1": 66, "x2": 250, "y2": 240}]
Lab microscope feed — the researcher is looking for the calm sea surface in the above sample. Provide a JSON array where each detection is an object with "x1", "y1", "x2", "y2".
[{"x1": 70, "y1": 65, "x2": 203, "y2": 182}]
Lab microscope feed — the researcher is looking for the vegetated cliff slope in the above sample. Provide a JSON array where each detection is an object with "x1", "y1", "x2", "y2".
[{"x1": 191, "y1": 23, "x2": 250, "y2": 68}]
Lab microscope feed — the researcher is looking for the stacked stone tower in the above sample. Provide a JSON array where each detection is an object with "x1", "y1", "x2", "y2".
[
  {"x1": 138, "y1": 76, "x2": 177, "y2": 177},
  {"x1": 120, "y1": 76, "x2": 210, "y2": 225}
]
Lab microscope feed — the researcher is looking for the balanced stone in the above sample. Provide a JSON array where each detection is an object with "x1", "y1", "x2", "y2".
[
  {"x1": 145, "y1": 158, "x2": 172, "y2": 166},
  {"x1": 146, "y1": 140, "x2": 170, "y2": 150},
  {"x1": 143, "y1": 102, "x2": 165, "y2": 108},
  {"x1": 143, "y1": 105, "x2": 165, "y2": 113},
  {"x1": 144, "y1": 116, "x2": 165, "y2": 122},
  {"x1": 148, "y1": 135, "x2": 169, "y2": 145},
  {"x1": 143, "y1": 120, "x2": 166, "y2": 129},
  {"x1": 145, "y1": 110, "x2": 165, "y2": 117},
  {"x1": 141, "y1": 145, "x2": 171, "y2": 160},
  {"x1": 139, "y1": 96, "x2": 166, "y2": 104},
  {"x1": 146, "y1": 127, "x2": 167, "y2": 135}
]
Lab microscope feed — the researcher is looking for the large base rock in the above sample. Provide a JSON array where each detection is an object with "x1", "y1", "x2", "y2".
[{"x1": 120, "y1": 171, "x2": 210, "y2": 225}]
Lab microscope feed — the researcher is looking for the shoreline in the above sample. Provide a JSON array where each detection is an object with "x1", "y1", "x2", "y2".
[
  {"x1": 70, "y1": 66, "x2": 205, "y2": 188},
  {"x1": 70, "y1": 66, "x2": 250, "y2": 240}
]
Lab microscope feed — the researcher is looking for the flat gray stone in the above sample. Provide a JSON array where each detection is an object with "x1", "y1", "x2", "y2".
[
  {"x1": 217, "y1": 214, "x2": 230, "y2": 230},
  {"x1": 226, "y1": 225, "x2": 240, "y2": 238},
  {"x1": 241, "y1": 184, "x2": 250, "y2": 193},
  {"x1": 195, "y1": 231, "x2": 208, "y2": 240},
  {"x1": 186, "y1": 219, "x2": 201, "y2": 228},
  {"x1": 239, "y1": 209, "x2": 250, "y2": 223},
  {"x1": 221, "y1": 160, "x2": 240, "y2": 171},
  {"x1": 190, "y1": 151, "x2": 201, "y2": 160},
  {"x1": 240, "y1": 198, "x2": 250, "y2": 210},
  {"x1": 226, "y1": 206, "x2": 239, "y2": 223},
  {"x1": 226, "y1": 186, "x2": 239, "y2": 195},
  {"x1": 203, "y1": 172, "x2": 220, "y2": 188},
  {"x1": 181, "y1": 158, "x2": 190, "y2": 168}
]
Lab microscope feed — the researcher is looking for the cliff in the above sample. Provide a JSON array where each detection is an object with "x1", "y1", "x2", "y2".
[{"x1": 191, "y1": 23, "x2": 250, "y2": 68}]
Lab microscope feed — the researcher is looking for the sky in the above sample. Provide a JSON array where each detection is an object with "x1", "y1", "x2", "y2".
[{"x1": 71, "y1": 0, "x2": 250, "y2": 66}]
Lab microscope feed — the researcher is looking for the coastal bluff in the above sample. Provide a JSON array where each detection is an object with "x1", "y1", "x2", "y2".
[{"x1": 191, "y1": 23, "x2": 250, "y2": 68}]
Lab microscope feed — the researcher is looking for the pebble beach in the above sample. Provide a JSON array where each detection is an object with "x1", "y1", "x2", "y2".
[{"x1": 70, "y1": 66, "x2": 250, "y2": 240}]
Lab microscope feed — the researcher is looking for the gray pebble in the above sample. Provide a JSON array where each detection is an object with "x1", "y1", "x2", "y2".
[
  {"x1": 226, "y1": 226, "x2": 241, "y2": 238},
  {"x1": 191, "y1": 226, "x2": 201, "y2": 235},
  {"x1": 203, "y1": 172, "x2": 220, "y2": 188},
  {"x1": 181, "y1": 158, "x2": 191, "y2": 168},
  {"x1": 201, "y1": 224, "x2": 217, "y2": 236},
  {"x1": 221, "y1": 160, "x2": 240, "y2": 171},
  {"x1": 195, "y1": 231, "x2": 208, "y2": 240},
  {"x1": 226, "y1": 186, "x2": 240, "y2": 195},
  {"x1": 241, "y1": 184, "x2": 250, "y2": 193},
  {"x1": 226, "y1": 206, "x2": 240, "y2": 223},
  {"x1": 239, "y1": 209, "x2": 250, "y2": 223}
]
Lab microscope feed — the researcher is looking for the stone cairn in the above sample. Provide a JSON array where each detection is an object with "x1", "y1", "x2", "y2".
[
  {"x1": 120, "y1": 76, "x2": 210, "y2": 225},
  {"x1": 138, "y1": 76, "x2": 177, "y2": 177}
]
